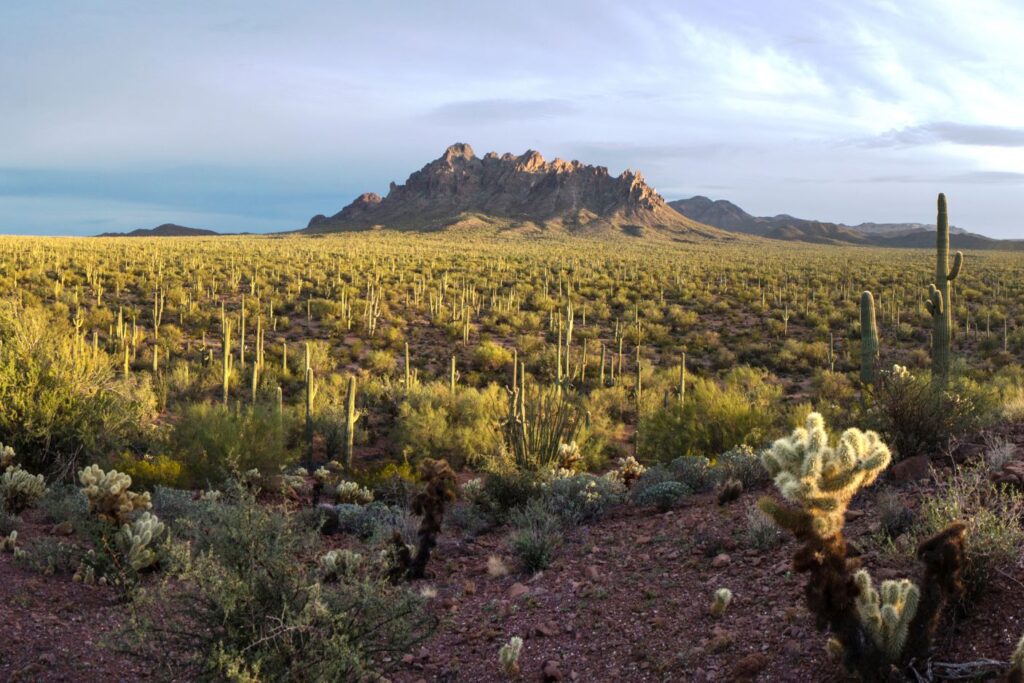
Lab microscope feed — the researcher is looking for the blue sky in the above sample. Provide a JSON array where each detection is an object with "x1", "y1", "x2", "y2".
[{"x1": 2, "y1": 1, "x2": 1023, "y2": 237}]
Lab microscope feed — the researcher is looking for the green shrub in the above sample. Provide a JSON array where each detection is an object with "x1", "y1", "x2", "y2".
[
  {"x1": 668, "y1": 456, "x2": 714, "y2": 492},
  {"x1": 633, "y1": 480, "x2": 690, "y2": 512},
  {"x1": 542, "y1": 473, "x2": 625, "y2": 525},
  {"x1": 745, "y1": 504, "x2": 783, "y2": 551},
  {"x1": 165, "y1": 403, "x2": 294, "y2": 487},
  {"x1": 126, "y1": 492, "x2": 434, "y2": 680},
  {"x1": 909, "y1": 461, "x2": 1024, "y2": 601},
  {"x1": 713, "y1": 445, "x2": 769, "y2": 488},
  {"x1": 0, "y1": 303, "x2": 156, "y2": 476},
  {"x1": 639, "y1": 366, "x2": 781, "y2": 461},
  {"x1": 508, "y1": 499, "x2": 562, "y2": 572},
  {"x1": 870, "y1": 366, "x2": 996, "y2": 460},
  {"x1": 109, "y1": 453, "x2": 186, "y2": 490},
  {"x1": 37, "y1": 484, "x2": 88, "y2": 525},
  {"x1": 394, "y1": 383, "x2": 505, "y2": 469},
  {"x1": 478, "y1": 471, "x2": 543, "y2": 523}
]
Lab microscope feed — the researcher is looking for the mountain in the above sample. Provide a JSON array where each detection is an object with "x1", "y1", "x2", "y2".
[
  {"x1": 305, "y1": 144, "x2": 733, "y2": 241},
  {"x1": 669, "y1": 197, "x2": 1023, "y2": 250},
  {"x1": 97, "y1": 223, "x2": 220, "y2": 237}
]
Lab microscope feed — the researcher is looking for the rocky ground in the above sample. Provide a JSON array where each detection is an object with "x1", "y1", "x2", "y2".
[{"x1": 2, "y1": 446, "x2": 1023, "y2": 682}]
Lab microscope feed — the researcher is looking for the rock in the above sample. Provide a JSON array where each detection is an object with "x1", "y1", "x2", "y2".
[
  {"x1": 51, "y1": 521, "x2": 74, "y2": 536},
  {"x1": 708, "y1": 627, "x2": 734, "y2": 653},
  {"x1": 507, "y1": 583, "x2": 530, "y2": 599},
  {"x1": 463, "y1": 580, "x2": 476, "y2": 596},
  {"x1": 711, "y1": 553, "x2": 731, "y2": 568},
  {"x1": 732, "y1": 652, "x2": 770, "y2": 681},
  {"x1": 541, "y1": 659, "x2": 564, "y2": 681},
  {"x1": 533, "y1": 621, "x2": 559, "y2": 638},
  {"x1": 890, "y1": 455, "x2": 930, "y2": 483},
  {"x1": 585, "y1": 565, "x2": 600, "y2": 580}
]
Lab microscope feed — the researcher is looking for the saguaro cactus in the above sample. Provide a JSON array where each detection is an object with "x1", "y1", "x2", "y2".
[
  {"x1": 860, "y1": 291, "x2": 879, "y2": 384},
  {"x1": 925, "y1": 193, "x2": 963, "y2": 385},
  {"x1": 344, "y1": 375, "x2": 360, "y2": 469}
]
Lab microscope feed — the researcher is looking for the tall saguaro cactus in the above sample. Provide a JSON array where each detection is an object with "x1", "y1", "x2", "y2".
[
  {"x1": 344, "y1": 375, "x2": 361, "y2": 469},
  {"x1": 925, "y1": 193, "x2": 963, "y2": 385},
  {"x1": 860, "y1": 291, "x2": 879, "y2": 385}
]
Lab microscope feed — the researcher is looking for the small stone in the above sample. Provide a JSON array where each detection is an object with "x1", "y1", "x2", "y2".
[
  {"x1": 542, "y1": 659, "x2": 564, "y2": 681},
  {"x1": 463, "y1": 580, "x2": 476, "y2": 595},
  {"x1": 732, "y1": 652, "x2": 769, "y2": 681},
  {"x1": 533, "y1": 621, "x2": 559, "y2": 637},
  {"x1": 507, "y1": 582, "x2": 530, "y2": 599},
  {"x1": 711, "y1": 553, "x2": 731, "y2": 568},
  {"x1": 585, "y1": 565, "x2": 600, "y2": 580}
]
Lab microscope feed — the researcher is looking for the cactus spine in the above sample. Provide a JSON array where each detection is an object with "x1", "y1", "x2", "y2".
[
  {"x1": 925, "y1": 193, "x2": 963, "y2": 385},
  {"x1": 860, "y1": 291, "x2": 879, "y2": 385}
]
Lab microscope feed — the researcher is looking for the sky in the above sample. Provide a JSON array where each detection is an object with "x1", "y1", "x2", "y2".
[{"x1": 2, "y1": 0, "x2": 1023, "y2": 237}]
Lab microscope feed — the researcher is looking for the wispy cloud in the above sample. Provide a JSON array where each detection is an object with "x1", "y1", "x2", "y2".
[
  {"x1": 425, "y1": 98, "x2": 577, "y2": 125},
  {"x1": 861, "y1": 122, "x2": 1024, "y2": 148}
]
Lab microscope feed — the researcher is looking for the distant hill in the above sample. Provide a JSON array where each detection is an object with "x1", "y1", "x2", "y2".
[
  {"x1": 97, "y1": 223, "x2": 220, "y2": 237},
  {"x1": 669, "y1": 196, "x2": 1023, "y2": 250},
  {"x1": 304, "y1": 144, "x2": 735, "y2": 241}
]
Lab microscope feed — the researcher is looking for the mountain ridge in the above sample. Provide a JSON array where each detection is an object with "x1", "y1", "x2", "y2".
[
  {"x1": 304, "y1": 143, "x2": 735, "y2": 241},
  {"x1": 669, "y1": 196, "x2": 1023, "y2": 250},
  {"x1": 97, "y1": 223, "x2": 220, "y2": 237}
]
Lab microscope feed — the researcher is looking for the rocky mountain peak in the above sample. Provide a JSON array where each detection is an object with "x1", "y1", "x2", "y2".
[{"x1": 305, "y1": 144, "x2": 729, "y2": 240}]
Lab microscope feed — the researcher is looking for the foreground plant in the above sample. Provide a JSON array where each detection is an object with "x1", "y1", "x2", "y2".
[
  {"x1": 79, "y1": 465, "x2": 151, "y2": 524},
  {"x1": 390, "y1": 458, "x2": 457, "y2": 581},
  {"x1": 499, "y1": 635, "x2": 524, "y2": 678},
  {"x1": 759, "y1": 412, "x2": 966, "y2": 680}
]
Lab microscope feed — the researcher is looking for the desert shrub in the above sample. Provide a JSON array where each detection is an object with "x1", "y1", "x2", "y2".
[
  {"x1": 151, "y1": 485, "x2": 200, "y2": 525},
  {"x1": 472, "y1": 340, "x2": 514, "y2": 372},
  {"x1": 909, "y1": 461, "x2": 1024, "y2": 600},
  {"x1": 165, "y1": 403, "x2": 294, "y2": 487},
  {"x1": 508, "y1": 499, "x2": 562, "y2": 572},
  {"x1": 714, "y1": 445, "x2": 769, "y2": 488},
  {"x1": 639, "y1": 366, "x2": 781, "y2": 461},
  {"x1": 0, "y1": 508, "x2": 19, "y2": 535},
  {"x1": 870, "y1": 366, "x2": 996, "y2": 460},
  {"x1": 542, "y1": 473, "x2": 625, "y2": 525},
  {"x1": 14, "y1": 537, "x2": 82, "y2": 576},
  {"x1": 477, "y1": 471, "x2": 543, "y2": 523},
  {"x1": 445, "y1": 501, "x2": 492, "y2": 538},
  {"x1": 331, "y1": 502, "x2": 413, "y2": 542},
  {"x1": 629, "y1": 465, "x2": 675, "y2": 502},
  {"x1": 393, "y1": 383, "x2": 505, "y2": 469},
  {"x1": 109, "y1": 453, "x2": 186, "y2": 490},
  {"x1": 37, "y1": 484, "x2": 88, "y2": 524},
  {"x1": 127, "y1": 492, "x2": 434, "y2": 680},
  {"x1": 0, "y1": 303, "x2": 156, "y2": 477},
  {"x1": 633, "y1": 480, "x2": 690, "y2": 512},
  {"x1": 502, "y1": 383, "x2": 586, "y2": 473},
  {"x1": 668, "y1": 455, "x2": 714, "y2": 492},
  {"x1": 745, "y1": 504, "x2": 782, "y2": 550},
  {"x1": 875, "y1": 488, "x2": 916, "y2": 539}
]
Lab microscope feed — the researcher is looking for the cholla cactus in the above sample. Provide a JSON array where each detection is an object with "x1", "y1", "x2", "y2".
[
  {"x1": 498, "y1": 636, "x2": 523, "y2": 677},
  {"x1": 79, "y1": 465, "x2": 151, "y2": 524},
  {"x1": 199, "y1": 489, "x2": 222, "y2": 503},
  {"x1": 761, "y1": 412, "x2": 890, "y2": 537},
  {"x1": 241, "y1": 468, "x2": 262, "y2": 489},
  {"x1": 610, "y1": 455, "x2": 646, "y2": 489},
  {"x1": 116, "y1": 511, "x2": 166, "y2": 571},
  {"x1": 320, "y1": 549, "x2": 363, "y2": 581},
  {"x1": 460, "y1": 477, "x2": 484, "y2": 504},
  {"x1": 1, "y1": 465, "x2": 46, "y2": 514},
  {"x1": 0, "y1": 443, "x2": 15, "y2": 469},
  {"x1": 1009, "y1": 632, "x2": 1024, "y2": 683},
  {"x1": 854, "y1": 571, "x2": 920, "y2": 660},
  {"x1": 710, "y1": 587, "x2": 733, "y2": 617},
  {"x1": 73, "y1": 562, "x2": 97, "y2": 585},
  {"x1": 557, "y1": 441, "x2": 582, "y2": 471},
  {"x1": 1, "y1": 530, "x2": 17, "y2": 552},
  {"x1": 336, "y1": 480, "x2": 374, "y2": 505}
]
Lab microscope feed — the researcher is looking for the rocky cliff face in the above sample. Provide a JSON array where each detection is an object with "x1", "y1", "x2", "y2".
[{"x1": 306, "y1": 144, "x2": 728, "y2": 239}]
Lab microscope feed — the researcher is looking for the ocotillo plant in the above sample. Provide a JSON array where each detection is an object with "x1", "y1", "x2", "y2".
[
  {"x1": 860, "y1": 291, "x2": 879, "y2": 385},
  {"x1": 925, "y1": 193, "x2": 963, "y2": 385}
]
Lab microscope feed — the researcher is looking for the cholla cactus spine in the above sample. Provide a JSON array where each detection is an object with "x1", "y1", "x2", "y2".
[
  {"x1": 854, "y1": 570, "x2": 920, "y2": 661},
  {"x1": 710, "y1": 587, "x2": 733, "y2": 617},
  {"x1": 498, "y1": 635, "x2": 523, "y2": 677},
  {"x1": 761, "y1": 412, "x2": 890, "y2": 537}
]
